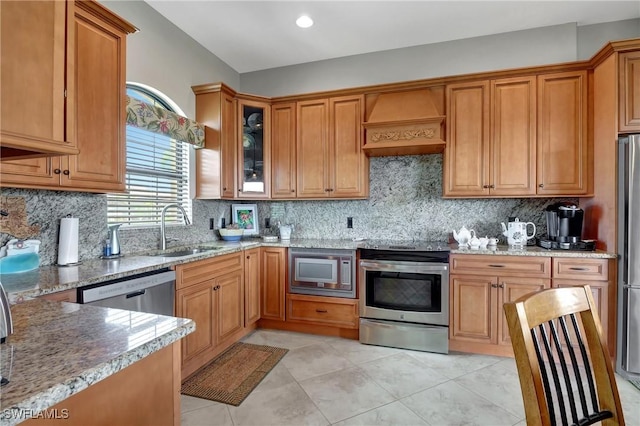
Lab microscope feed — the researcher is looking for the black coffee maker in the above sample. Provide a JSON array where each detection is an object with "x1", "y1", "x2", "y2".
[{"x1": 537, "y1": 202, "x2": 595, "y2": 250}]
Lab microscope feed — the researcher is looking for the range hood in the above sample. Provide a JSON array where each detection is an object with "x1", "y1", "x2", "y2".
[{"x1": 363, "y1": 87, "x2": 445, "y2": 157}]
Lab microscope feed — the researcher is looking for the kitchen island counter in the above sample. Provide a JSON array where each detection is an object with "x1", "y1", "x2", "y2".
[{"x1": 0, "y1": 299, "x2": 194, "y2": 425}]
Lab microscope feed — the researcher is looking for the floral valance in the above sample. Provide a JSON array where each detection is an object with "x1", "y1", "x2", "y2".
[{"x1": 125, "y1": 96, "x2": 205, "y2": 148}]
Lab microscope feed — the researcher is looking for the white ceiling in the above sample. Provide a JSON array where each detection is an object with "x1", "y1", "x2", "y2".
[{"x1": 145, "y1": 1, "x2": 640, "y2": 73}]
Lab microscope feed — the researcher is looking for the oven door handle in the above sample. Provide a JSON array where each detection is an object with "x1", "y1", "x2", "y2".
[{"x1": 359, "y1": 260, "x2": 448, "y2": 273}]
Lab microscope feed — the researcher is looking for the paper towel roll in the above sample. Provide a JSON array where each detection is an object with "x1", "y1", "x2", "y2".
[{"x1": 58, "y1": 217, "x2": 79, "y2": 265}]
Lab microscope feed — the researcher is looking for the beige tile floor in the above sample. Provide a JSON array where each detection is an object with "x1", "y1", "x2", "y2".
[{"x1": 181, "y1": 329, "x2": 640, "y2": 426}]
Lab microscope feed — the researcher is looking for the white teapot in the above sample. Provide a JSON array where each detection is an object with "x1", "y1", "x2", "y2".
[
  {"x1": 501, "y1": 218, "x2": 536, "y2": 246},
  {"x1": 453, "y1": 226, "x2": 474, "y2": 247}
]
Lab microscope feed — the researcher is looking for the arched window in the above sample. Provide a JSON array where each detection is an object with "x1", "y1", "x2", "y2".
[{"x1": 107, "y1": 84, "x2": 192, "y2": 227}]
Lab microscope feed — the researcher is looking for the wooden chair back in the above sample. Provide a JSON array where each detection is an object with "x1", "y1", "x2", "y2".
[{"x1": 503, "y1": 285, "x2": 625, "y2": 426}]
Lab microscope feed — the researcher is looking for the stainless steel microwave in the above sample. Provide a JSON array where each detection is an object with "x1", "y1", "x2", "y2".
[{"x1": 288, "y1": 248, "x2": 356, "y2": 298}]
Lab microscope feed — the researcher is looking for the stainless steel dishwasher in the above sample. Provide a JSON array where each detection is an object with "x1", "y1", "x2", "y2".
[{"x1": 77, "y1": 269, "x2": 176, "y2": 316}]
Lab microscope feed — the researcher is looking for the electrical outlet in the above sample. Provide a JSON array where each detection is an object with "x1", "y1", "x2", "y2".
[
  {"x1": 209, "y1": 218, "x2": 215, "y2": 230},
  {"x1": 347, "y1": 217, "x2": 353, "y2": 228},
  {"x1": 265, "y1": 217, "x2": 271, "y2": 228}
]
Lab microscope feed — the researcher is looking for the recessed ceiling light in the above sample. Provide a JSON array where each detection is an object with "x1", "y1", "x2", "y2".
[{"x1": 296, "y1": 15, "x2": 313, "y2": 28}]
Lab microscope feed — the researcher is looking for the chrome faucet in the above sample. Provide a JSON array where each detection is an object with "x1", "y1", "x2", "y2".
[{"x1": 160, "y1": 203, "x2": 191, "y2": 250}]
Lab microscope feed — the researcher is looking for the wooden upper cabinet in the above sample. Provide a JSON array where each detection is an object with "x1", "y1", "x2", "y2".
[
  {"x1": 63, "y1": 1, "x2": 132, "y2": 192},
  {"x1": 0, "y1": 1, "x2": 135, "y2": 193},
  {"x1": 445, "y1": 77, "x2": 536, "y2": 197},
  {"x1": 271, "y1": 102, "x2": 297, "y2": 198},
  {"x1": 297, "y1": 99, "x2": 330, "y2": 198},
  {"x1": 193, "y1": 83, "x2": 237, "y2": 199},
  {"x1": 490, "y1": 76, "x2": 537, "y2": 196},
  {"x1": 0, "y1": 0, "x2": 78, "y2": 159},
  {"x1": 444, "y1": 81, "x2": 490, "y2": 197},
  {"x1": 237, "y1": 97, "x2": 271, "y2": 199},
  {"x1": 330, "y1": 95, "x2": 368, "y2": 198},
  {"x1": 295, "y1": 95, "x2": 368, "y2": 199},
  {"x1": 537, "y1": 71, "x2": 590, "y2": 195},
  {"x1": 619, "y1": 51, "x2": 640, "y2": 132}
]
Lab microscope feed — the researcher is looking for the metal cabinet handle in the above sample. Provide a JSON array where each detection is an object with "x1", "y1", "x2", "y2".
[
  {"x1": 223, "y1": 187, "x2": 227, "y2": 191},
  {"x1": 315, "y1": 309, "x2": 328, "y2": 313},
  {"x1": 329, "y1": 188, "x2": 334, "y2": 192},
  {"x1": 488, "y1": 264, "x2": 505, "y2": 268},
  {"x1": 489, "y1": 184, "x2": 495, "y2": 188},
  {"x1": 569, "y1": 267, "x2": 589, "y2": 271},
  {"x1": 63, "y1": 170, "x2": 70, "y2": 175},
  {"x1": 491, "y1": 284, "x2": 498, "y2": 288},
  {"x1": 291, "y1": 189, "x2": 295, "y2": 193},
  {"x1": 54, "y1": 169, "x2": 61, "y2": 174},
  {"x1": 499, "y1": 283, "x2": 505, "y2": 288},
  {"x1": 539, "y1": 184, "x2": 544, "y2": 188},
  {"x1": 483, "y1": 185, "x2": 489, "y2": 188},
  {"x1": 213, "y1": 285, "x2": 220, "y2": 291}
]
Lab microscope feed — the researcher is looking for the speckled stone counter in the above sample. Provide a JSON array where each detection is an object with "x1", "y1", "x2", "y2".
[
  {"x1": 0, "y1": 239, "x2": 360, "y2": 302},
  {"x1": 450, "y1": 244, "x2": 617, "y2": 259},
  {"x1": 0, "y1": 238, "x2": 616, "y2": 302},
  {"x1": 0, "y1": 299, "x2": 194, "y2": 425}
]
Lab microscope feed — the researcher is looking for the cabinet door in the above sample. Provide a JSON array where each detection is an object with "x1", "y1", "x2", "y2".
[
  {"x1": 62, "y1": 4, "x2": 127, "y2": 192},
  {"x1": 271, "y1": 102, "x2": 297, "y2": 198},
  {"x1": 444, "y1": 81, "x2": 490, "y2": 197},
  {"x1": 297, "y1": 99, "x2": 329, "y2": 198},
  {"x1": 0, "y1": 0, "x2": 75, "y2": 154},
  {"x1": 619, "y1": 51, "x2": 640, "y2": 132},
  {"x1": 553, "y1": 279, "x2": 609, "y2": 343},
  {"x1": 498, "y1": 277, "x2": 550, "y2": 346},
  {"x1": 490, "y1": 76, "x2": 537, "y2": 196},
  {"x1": 330, "y1": 95, "x2": 368, "y2": 198},
  {"x1": 244, "y1": 248, "x2": 261, "y2": 326},
  {"x1": 450, "y1": 274, "x2": 497, "y2": 344},
  {"x1": 261, "y1": 247, "x2": 286, "y2": 321},
  {"x1": 215, "y1": 269, "x2": 244, "y2": 343},
  {"x1": 0, "y1": 157, "x2": 60, "y2": 188},
  {"x1": 176, "y1": 282, "x2": 215, "y2": 364},
  {"x1": 221, "y1": 92, "x2": 237, "y2": 199},
  {"x1": 237, "y1": 99, "x2": 270, "y2": 199},
  {"x1": 537, "y1": 71, "x2": 589, "y2": 195}
]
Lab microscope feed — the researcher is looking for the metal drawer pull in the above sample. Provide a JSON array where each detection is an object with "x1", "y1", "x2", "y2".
[
  {"x1": 315, "y1": 309, "x2": 328, "y2": 313},
  {"x1": 488, "y1": 264, "x2": 505, "y2": 268},
  {"x1": 491, "y1": 284, "x2": 498, "y2": 288},
  {"x1": 569, "y1": 267, "x2": 589, "y2": 271}
]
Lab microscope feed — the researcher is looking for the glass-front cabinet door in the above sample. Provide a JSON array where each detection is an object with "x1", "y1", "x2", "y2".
[{"x1": 237, "y1": 98, "x2": 271, "y2": 199}]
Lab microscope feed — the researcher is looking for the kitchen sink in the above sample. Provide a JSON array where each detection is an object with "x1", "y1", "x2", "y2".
[{"x1": 149, "y1": 246, "x2": 223, "y2": 257}]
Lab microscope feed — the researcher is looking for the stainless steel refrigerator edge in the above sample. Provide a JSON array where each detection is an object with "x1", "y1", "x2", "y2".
[{"x1": 617, "y1": 134, "x2": 640, "y2": 383}]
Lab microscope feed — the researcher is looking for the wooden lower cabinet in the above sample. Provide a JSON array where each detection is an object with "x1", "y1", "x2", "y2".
[
  {"x1": 25, "y1": 343, "x2": 181, "y2": 426},
  {"x1": 175, "y1": 252, "x2": 247, "y2": 380},
  {"x1": 449, "y1": 254, "x2": 551, "y2": 356},
  {"x1": 551, "y1": 257, "x2": 615, "y2": 354},
  {"x1": 244, "y1": 247, "x2": 261, "y2": 326},
  {"x1": 287, "y1": 294, "x2": 358, "y2": 328},
  {"x1": 260, "y1": 247, "x2": 286, "y2": 321}
]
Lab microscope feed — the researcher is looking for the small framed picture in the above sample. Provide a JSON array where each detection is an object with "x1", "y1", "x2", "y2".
[{"x1": 231, "y1": 204, "x2": 259, "y2": 236}]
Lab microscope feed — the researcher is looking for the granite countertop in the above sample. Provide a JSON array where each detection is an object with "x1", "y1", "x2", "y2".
[
  {"x1": 0, "y1": 238, "x2": 617, "y2": 302},
  {"x1": 0, "y1": 299, "x2": 194, "y2": 426},
  {"x1": 0, "y1": 239, "x2": 362, "y2": 302},
  {"x1": 450, "y1": 244, "x2": 617, "y2": 259}
]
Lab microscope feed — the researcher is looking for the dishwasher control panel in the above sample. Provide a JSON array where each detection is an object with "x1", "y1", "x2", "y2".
[{"x1": 78, "y1": 269, "x2": 176, "y2": 304}]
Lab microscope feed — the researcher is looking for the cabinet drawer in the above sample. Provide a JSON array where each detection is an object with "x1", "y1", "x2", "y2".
[
  {"x1": 286, "y1": 294, "x2": 358, "y2": 329},
  {"x1": 176, "y1": 251, "x2": 243, "y2": 289},
  {"x1": 450, "y1": 254, "x2": 551, "y2": 278},
  {"x1": 552, "y1": 258, "x2": 609, "y2": 281}
]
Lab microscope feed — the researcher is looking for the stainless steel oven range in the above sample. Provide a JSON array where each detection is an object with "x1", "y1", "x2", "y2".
[{"x1": 359, "y1": 242, "x2": 449, "y2": 354}]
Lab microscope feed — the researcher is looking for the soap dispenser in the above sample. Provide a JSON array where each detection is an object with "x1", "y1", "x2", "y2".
[{"x1": 108, "y1": 224, "x2": 122, "y2": 256}]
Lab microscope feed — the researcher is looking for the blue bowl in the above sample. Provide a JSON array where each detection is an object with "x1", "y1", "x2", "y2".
[{"x1": 221, "y1": 235, "x2": 242, "y2": 242}]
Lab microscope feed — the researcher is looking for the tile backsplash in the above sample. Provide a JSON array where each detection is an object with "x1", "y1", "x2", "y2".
[{"x1": 0, "y1": 154, "x2": 573, "y2": 265}]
